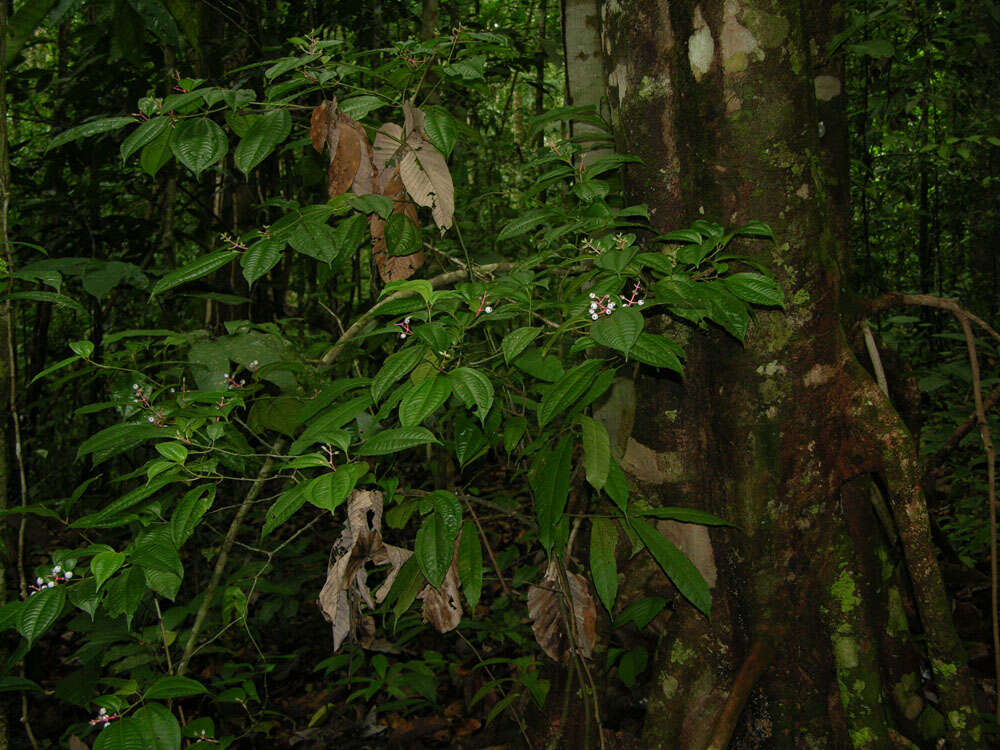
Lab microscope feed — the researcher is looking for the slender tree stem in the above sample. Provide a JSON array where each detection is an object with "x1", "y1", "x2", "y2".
[{"x1": 176, "y1": 439, "x2": 285, "y2": 677}]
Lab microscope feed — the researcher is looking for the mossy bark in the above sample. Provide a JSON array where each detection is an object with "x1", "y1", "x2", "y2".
[{"x1": 602, "y1": 0, "x2": 981, "y2": 746}]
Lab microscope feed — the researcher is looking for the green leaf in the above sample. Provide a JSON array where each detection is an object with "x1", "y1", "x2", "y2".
[
  {"x1": 93, "y1": 715, "x2": 147, "y2": 750},
  {"x1": 131, "y1": 528, "x2": 183, "y2": 577},
  {"x1": 530, "y1": 436, "x2": 573, "y2": 551},
  {"x1": 289, "y1": 394, "x2": 370, "y2": 455},
  {"x1": 450, "y1": 367, "x2": 494, "y2": 421},
  {"x1": 77, "y1": 423, "x2": 168, "y2": 463},
  {"x1": 144, "y1": 676, "x2": 208, "y2": 700},
  {"x1": 636, "y1": 506, "x2": 734, "y2": 526},
  {"x1": 415, "y1": 513, "x2": 453, "y2": 588},
  {"x1": 29, "y1": 354, "x2": 80, "y2": 384},
  {"x1": 704, "y1": 282, "x2": 750, "y2": 340},
  {"x1": 103, "y1": 566, "x2": 147, "y2": 625},
  {"x1": 457, "y1": 521, "x2": 483, "y2": 609},
  {"x1": 133, "y1": 703, "x2": 182, "y2": 749},
  {"x1": 428, "y1": 490, "x2": 463, "y2": 542},
  {"x1": 372, "y1": 345, "x2": 425, "y2": 403},
  {"x1": 140, "y1": 126, "x2": 173, "y2": 177},
  {"x1": 339, "y1": 95, "x2": 385, "y2": 119},
  {"x1": 71, "y1": 474, "x2": 178, "y2": 528},
  {"x1": 0, "y1": 290, "x2": 88, "y2": 317},
  {"x1": 357, "y1": 427, "x2": 439, "y2": 456},
  {"x1": 722, "y1": 273, "x2": 784, "y2": 307},
  {"x1": 91, "y1": 551, "x2": 126, "y2": 591},
  {"x1": 120, "y1": 116, "x2": 171, "y2": 162},
  {"x1": 155, "y1": 442, "x2": 187, "y2": 463},
  {"x1": 590, "y1": 307, "x2": 644, "y2": 357},
  {"x1": 617, "y1": 646, "x2": 648, "y2": 688},
  {"x1": 170, "y1": 486, "x2": 215, "y2": 546},
  {"x1": 589, "y1": 517, "x2": 618, "y2": 612},
  {"x1": 385, "y1": 213, "x2": 421, "y2": 257},
  {"x1": 579, "y1": 414, "x2": 610, "y2": 490},
  {"x1": 629, "y1": 515, "x2": 710, "y2": 615},
  {"x1": 503, "y1": 415, "x2": 527, "y2": 453},
  {"x1": 423, "y1": 108, "x2": 458, "y2": 157},
  {"x1": 497, "y1": 208, "x2": 556, "y2": 241},
  {"x1": 47, "y1": 116, "x2": 135, "y2": 151},
  {"x1": 848, "y1": 39, "x2": 894, "y2": 58},
  {"x1": 538, "y1": 359, "x2": 603, "y2": 427},
  {"x1": 613, "y1": 596, "x2": 667, "y2": 629},
  {"x1": 262, "y1": 484, "x2": 307, "y2": 537},
  {"x1": 658, "y1": 228, "x2": 702, "y2": 244},
  {"x1": 0, "y1": 676, "x2": 42, "y2": 692},
  {"x1": 454, "y1": 417, "x2": 488, "y2": 467},
  {"x1": 604, "y1": 458, "x2": 629, "y2": 514},
  {"x1": 150, "y1": 250, "x2": 239, "y2": 297},
  {"x1": 234, "y1": 108, "x2": 292, "y2": 175},
  {"x1": 501, "y1": 327, "x2": 541, "y2": 365},
  {"x1": 170, "y1": 118, "x2": 228, "y2": 178},
  {"x1": 69, "y1": 340, "x2": 94, "y2": 358},
  {"x1": 18, "y1": 586, "x2": 66, "y2": 645},
  {"x1": 399, "y1": 374, "x2": 452, "y2": 426},
  {"x1": 241, "y1": 238, "x2": 284, "y2": 286},
  {"x1": 734, "y1": 220, "x2": 775, "y2": 240},
  {"x1": 630, "y1": 333, "x2": 684, "y2": 373}
]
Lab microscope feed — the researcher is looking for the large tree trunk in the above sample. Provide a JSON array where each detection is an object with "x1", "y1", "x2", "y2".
[{"x1": 601, "y1": 0, "x2": 983, "y2": 746}]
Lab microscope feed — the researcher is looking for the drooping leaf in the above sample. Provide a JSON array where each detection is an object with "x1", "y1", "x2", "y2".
[
  {"x1": 527, "y1": 560, "x2": 597, "y2": 662},
  {"x1": 399, "y1": 135, "x2": 454, "y2": 230},
  {"x1": 143, "y1": 676, "x2": 208, "y2": 700},
  {"x1": 530, "y1": 436, "x2": 573, "y2": 551},
  {"x1": 140, "y1": 126, "x2": 173, "y2": 177},
  {"x1": 537, "y1": 359, "x2": 603, "y2": 427},
  {"x1": 722, "y1": 272, "x2": 785, "y2": 307},
  {"x1": 630, "y1": 333, "x2": 684, "y2": 373},
  {"x1": 415, "y1": 512, "x2": 453, "y2": 588},
  {"x1": 385, "y1": 213, "x2": 421, "y2": 257},
  {"x1": 450, "y1": 367, "x2": 494, "y2": 421},
  {"x1": 47, "y1": 117, "x2": 136, "y2": 151},
  {"x1": 132, "y1": 702, "x2": 182, "y2": 750},
  {"x1": 422, "y1": 107, "x2": 459, "y2": 157},
  {"x1": 234, "y1": 108, "x2": 292, "y2": 175},
  {"x1": 501, "y1": 327, "x2": 541, "y2": 364},
  {"x1": 589, "y1": 517, "x2": 618, "y2": 613},
  {"x1": 579, "y1": 414, "x2": 610, "y2": 490},
  {"x1": 262, "y1": 484, "x2": 307, "y2": 538},
  {"x1": 77, "y1": 423, "x2": 168, "y2": 462},
  {"x1": 629, "y1": 515, "x2": 711, "y2": 615},
  {"x1": 121, "y1": 116, "x2": 171, "y2": 162},
  {"x1": 241, "y1": 238, "x2": 284, "y2": 286},
  {"x1": 170, "y1": 486, "x2": 215, "y2": 546},
  {"x1": 150, "y1": 250, "x2": 239, "y2": 297},
  {"x1": 170, "y1": 118, "x2": 228, "y2": 178},
  {"x1": 18, "y1": 586, "x2": 66, "y2": 645},
  {"x1": 456, "y1": 522, "x2": 483, "y2": 610},
  {"x1": 398, "y1": 374, "x2": 452, "y2": 426},
  {"x1": 372, "y1": 345, "x2": 425, "y2": 403},
  {"x1": 636, "y1": 506, "x2": 734, "y2": 526},
  {"x1": 357, "y1": 427, "x2": 439, "y2": 456},
  {"x1": 590, "y1": 307, "x2": 644, "y2": 357},
  {"x1": 91, "y1": 551, "x2": 126, "y2": 591},
  {"x1": 93, "y1": 715, "x2": 146, "y2": 750},
  {"x1": 0, "y1": 291, "x2": 88, "y2": 318}
]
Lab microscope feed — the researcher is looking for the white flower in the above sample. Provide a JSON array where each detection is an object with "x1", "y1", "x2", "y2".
[
  {"x1": 399, "y1": 333, "x2": 407, "y2": 339},
  {"x1": 52, "y1": 565, "x2": 62, "y2": 574},
  {"x1": 607, "y1": 302, "x2": 616, "y2": 310},
  {"x1": 148, "y1": 416, "x2": 154, "y2": 423},
  {"x1": 132, "y1": 384, "x2": 139, "y2": 390},
  {"x1": 591, "y1": 313, "x2": 599, "y2": 320},
  {"x1": 484, "y1": 306, "x2": 493, "y2": 314},
  {"x1": 47, "y1": 581, "x2": 55, "y2": 588},
  {"x1": 64, "y1": 571, "x2": 73, "y2": 579},
  {"x1": 589, "y1": 292, "x2": 596, "y2": 299},
  {"x1": 35, "y1": 577, "x2": 43, "y2": 586}
]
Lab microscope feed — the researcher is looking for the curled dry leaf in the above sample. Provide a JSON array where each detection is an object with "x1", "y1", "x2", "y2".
[
  {"x1": 373, "y1": 122, "x2": 404, "y2": 189},
  {"x1": 526, "y1": 559, "x2": 598, "y2": 662},
  {"x1": 310, "y1": 100, "x2": 377, "y2": 198},
  {"x1": 317, "y1": 489, "x2": 412, "y2": 651},
  {"x1": 418, "y1": 534, "x2": 463, "y2": 633}
]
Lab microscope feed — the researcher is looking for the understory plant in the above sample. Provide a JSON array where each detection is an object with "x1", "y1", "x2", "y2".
[{"x1": 1, "y1": 31, "x2": 785, "y2": 746}]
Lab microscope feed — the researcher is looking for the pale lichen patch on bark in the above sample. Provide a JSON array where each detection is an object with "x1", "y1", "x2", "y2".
[
  {"x1": 687, "y1": 6, "x2": 714, "y2": 81},
  {"x1": 721, "y1": 0, "x2": 762, "y2": 72},
  {"x1": 814, "y1": 75, "x2": 842, "y2": 101}
]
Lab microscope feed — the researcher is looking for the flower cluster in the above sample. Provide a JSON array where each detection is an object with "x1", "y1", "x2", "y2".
[
  {"x1": 89, "y1": 707, "x2": 119, "y2": 729},
  {"x1": 396, "y1": 317, "x2": 413, "y2": 339},
  {"x1": 248, "y1": 359, "x2": 260, "y2": 371},
  {"x1": 475, "y1": 291, "x2": 494, "y2": 317},
  {"x1": 132, "y1": 384, "x2": 166, "y2": 426},
  {"x1": 29, "y1": 564, "x2": 73, "y2": 595},
  {"x1": 221, "y1": 373, "x2": 245, "y2": 390},
  {"x1": 586, "y1": 282, "x2": 645, "y2": 320}
]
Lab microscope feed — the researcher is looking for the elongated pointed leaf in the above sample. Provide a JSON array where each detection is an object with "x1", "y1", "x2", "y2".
[
  {"x1": 579, "y1": 414, "x2": 610, "y2": 490},
  {"x1": 150, "y1": 250, "x2": 239, "y2": 297},
  {"x1": 241, "y1": 238, "x2": 284, "y2": 287},
  {"x1": 629, "y1": 515, "x2": 710, "y2": 615},
  {"x1": 144, "y1": 676, "x2": 208, "y2": 700},
  {"x1": 140, "y1": 126, "x2": 173, "y2": 177},
  {"x1": 372, "y1": 345, "x2": 425, "y2": 403},
  {"x1": 18, "y1": 586, "x2": 66, "y2": 645},
  {"x1": 93, "y1": 715, "x2": 147, "y2": 750},
  {"x1": 538, "y1": 359, "x2": 603, "y2": 427},
  {"x1": 530, "y1": 436, "x2": 573, "y2": 551},
  {"x1": 357, "y1": 427, "x2": 439, "y2": 456},
  {"x1": 0, "y1": 291, "x2": 88, "y2": 317},
  {"x1": 399, "y1": 375, "x2": 452, "y2": 426},
  {"x1": 415, "y1": 513, "x2": 452, "y2": 588},
  {"x1": 501, "y1": 327, "x2": 541, "y2": 364},
  {"x1": 450, "y1": 367, "x2": 493, "y2": 421},
  {"x1": 636, "y1": 506, "x2": 734, "y2": 526},
  {"x1": 630, "y1": 333, "x2": 684, "y2": 373},
  {"x1": 589, "y1": 517, "x2": 618, "y2": 612},
  {"x1": 92, "y1": 551, "x2": 126, "y2": 591},
  {"x1": 722, "y1": 273, "x2": 784, "y2": 308},
  {"x1": 121, "y1": 116, "x2": 171, "y2": 162},
  {"x1": 457, "y1": 521, "x2": 482, "y2": 609},
  {"x1": 262, "y1": 484, "x2": 306, "y2": 537},
  {"x1": 47, "y1": 117, "x2": 135, "y2": 151},
  {"x1": 590, "y1": 307, "x2": 643, "y2": 357}
]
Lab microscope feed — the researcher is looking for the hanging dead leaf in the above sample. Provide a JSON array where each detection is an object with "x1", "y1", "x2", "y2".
[
  {"x1": 403, "y1": 100, "x2": 426, "y2": 139},
  {"x1": 418, "y1": 536, "x2": 463, "y2": 632},
  {"x1": 351, "y1": 125, "x2": 377, "y2": 195},
  {"x1": 370, "y1": 168, "x2": 424, "y2": 282},
  {"x1": 373, "y1": 122, "x2": 405, "y2": 188},
  {"x1": 399, "y1": 134, "x2": 454, "y2": 231},
  {"x1": 526, "y1": 560, "x2": 598, "y2": 662},
  {"x1": 310, "y1": 99, "x2": 335, "y2": 153},
  {"x1": 328, "y1": 119, "x2": 362, "y2": 197},
  {"x1": 317, "y1": 489, "x2": 413, "y2": 651}
]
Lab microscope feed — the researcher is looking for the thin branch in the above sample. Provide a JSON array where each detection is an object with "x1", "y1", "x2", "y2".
[
  {"x1": 861, "y1": 321, "x2": 889, "y2": 396},
  {"x1": 319, "y1": 262, "x2": 514, "y2": 367},
  {"x1": 928, "y1": 383, "x2": 1000, "y2": 474},
  {"x1": 462, "y1": 495, "x2": 513, "y2": 598},
  {"x1": 176, "y1": 438, "x2": 285, "y2": 678}
]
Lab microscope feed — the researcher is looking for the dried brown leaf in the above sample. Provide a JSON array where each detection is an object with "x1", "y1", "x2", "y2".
[
  {"x1": 317, "y1": 490, "x2": 413, "y2": 651},
  {"x1": 399, "y1": 135, "x2": 454, "y2": 231},
  {"x1": 373, "y1": 122, "x2": 404, "y2": 187},
  {"x1": 351, "y1": 124, "x2": 377, "y2": 196},
  {"x1": 310, "y1": 101, "x2": 331, "y2": 153},
  {"x1": 403, "y1": 100, "x2": 426, "y2": 139},
  {"x1": 526, "y1": 560, "x2": 597, "y2": 662},
  {"x1": 419, "y1": 559, "x2": 462, "y2": 633},
  {"x1": 328, "y1": 116, "x2": 361, "y2": 197}
]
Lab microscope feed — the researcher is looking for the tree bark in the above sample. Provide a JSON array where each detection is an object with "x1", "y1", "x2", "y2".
[{"x1": 602, "y1": 0, "x2": 982, "y2": 746}]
